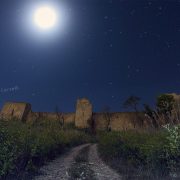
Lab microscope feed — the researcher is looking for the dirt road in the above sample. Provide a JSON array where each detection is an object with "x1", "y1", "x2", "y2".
[{"x1": 34, "y1": 144, "x2": 121, "y2": 180}]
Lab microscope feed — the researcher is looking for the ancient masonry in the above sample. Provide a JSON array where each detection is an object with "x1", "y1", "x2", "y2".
[
  {"x1": 75, "y1": 98, "x2": 93, "y2": 128},
  {"x1": 0, "y1": 94, "x2": 179, "y2": 131}
]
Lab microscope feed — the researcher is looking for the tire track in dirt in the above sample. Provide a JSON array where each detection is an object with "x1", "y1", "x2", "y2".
[
  {"x1": 34, "y1": 144, "x2": 121, "y2": 180},
  {"x1": 34, "y1": 144, "x2": 90, "y2": 180},
  {"x1": 88, "y1": 144, "x2": 121, "y2": 180}
]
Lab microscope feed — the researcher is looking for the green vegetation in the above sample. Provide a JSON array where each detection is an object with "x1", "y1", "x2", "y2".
[
  {"x1": 0, "y1": 119, "x2": 91, "y2": 179},
  {"x1": 144, "y1": 94, "x2": 177, "y2": 128},
  {"x1": 98, "y1": 127, "x2": 180, "y2": 179},
  {"x1": 156, "y1": 94, "x2": 175, "y2": 115}
]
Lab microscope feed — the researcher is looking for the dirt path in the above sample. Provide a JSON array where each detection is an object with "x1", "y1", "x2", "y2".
[
  {"x1": 34, "y1": 144, "x2": 90, "y2": 180},
  {"x1": 34, "y1": 144, "x2": 121, "y2": 180},
  {"x1": 88, "y1": 144, "x2": 121, "y2": 180}
]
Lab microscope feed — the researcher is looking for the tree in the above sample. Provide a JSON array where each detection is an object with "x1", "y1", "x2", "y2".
[
  {"x1": 157, "y1": 94, "x2": 175, "y2": 124},
  {"x1": 55, "y1": 105, "x2": 64, "y2": 128},
  {"x1": 123, "y1": 95, "x2": 141, "y2": 112},
  {"x1": 144, "y1": 94, "x2": 176, "y2": 127},
  {"x1": 123, "y1": 96, "x2": 143, "y2": 128},
  {"x1": 144, "y1": 104, "x2": 159, "y2": 128},
  {"x1": 102, "y1": 106, "x2": 111, "y2": 131},
  {"x1": 87, "y1": 114, "x2": 96, "y2": 135},
  {"x1": 156, "y1": 94, "x2": 175, "y2": 115}
]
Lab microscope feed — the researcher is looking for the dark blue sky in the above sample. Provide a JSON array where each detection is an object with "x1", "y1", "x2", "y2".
[{"x1": 0, "y1": 0, "x2": 180, "y2": 112}]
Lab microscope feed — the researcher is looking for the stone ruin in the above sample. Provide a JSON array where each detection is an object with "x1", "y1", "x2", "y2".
[
  {"x1": 0, "y1": 94, "x2": 180, "y2": 131},
  {"x1": 75, "y1": 98, "x2": 92, "y2": 128},
  {"x1": 0, "y1": 99, "x2": 93, "y2": 129},
  {"x1": 0, "y1": 102, "x2": 31, "y2": 121}
]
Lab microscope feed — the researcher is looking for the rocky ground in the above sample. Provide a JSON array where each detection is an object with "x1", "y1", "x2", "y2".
[{"x1": 34, "y1": 144, "x2": 121, "y2": 180}]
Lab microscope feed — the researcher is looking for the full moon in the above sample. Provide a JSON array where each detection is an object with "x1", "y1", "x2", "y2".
[{"x1": 34, "y1": 6, "x2": 57, "y2": 30}]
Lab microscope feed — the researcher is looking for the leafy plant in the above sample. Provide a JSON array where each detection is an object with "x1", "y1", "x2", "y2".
[
  {"x1": 144, "y1": 94, "x2": 177, "y2": 127},
  {"x1": 163, "y1": 124, "x2": 180, "y2": 176},
  {"x1": 0, "y1": 119, "x2": 92, "y2": 179},
  {"x1": 98, "y1": 130, "x2": 180, "y2": 179},
  {"x1": 157, "y1": 94, "x2": 175, "y2": 115}
]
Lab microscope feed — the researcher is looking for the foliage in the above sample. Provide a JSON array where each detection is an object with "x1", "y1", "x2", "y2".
[
  {"x1": 123, "y1": 96, "x2": 141, "y2": 112},
  {"x1": 98, "y1": 130, "x2": 180, "y2": 179},
  {"x1": 144, "y1": 94, "x2": 176, "y2": 127},
  {"x1": 144, "y1": 104, "x2": 159, "y2": 128},
  {"x1": 163, "y1": 124, "x2": 180, "y2": 176},
  {"x1": 157, "y1": 94, "x2": 175, "y2": 115},
  {"x1": 0, "y1": 119, "x2": 91, "y2": 179}
]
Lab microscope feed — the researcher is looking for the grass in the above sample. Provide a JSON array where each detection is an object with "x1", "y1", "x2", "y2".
[
  {"x1": 0, "y1": 119, "x2": 92, "y2": 179},
  {"x1": 97, "y1": 129, "x2": 180, "y2": 179},
  {"x1": 1, "y1": 117, "x2": 180, "y2": 179}
]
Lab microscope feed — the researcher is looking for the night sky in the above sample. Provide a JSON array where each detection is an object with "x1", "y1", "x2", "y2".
[{"x1": 0, "y1": 0, "x2": 180, "y2": 112}]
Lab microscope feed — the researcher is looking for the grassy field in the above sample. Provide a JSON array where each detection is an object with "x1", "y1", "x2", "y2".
[
  {"x1": 98, "y1": 127, "x2": 180, "y2": 179},
  {"x1": 1, "y1": 118, "x2": 180, "y2": 179},
  {"x1": 0, "y1": 119, "x2": 92, "y2": 179}
]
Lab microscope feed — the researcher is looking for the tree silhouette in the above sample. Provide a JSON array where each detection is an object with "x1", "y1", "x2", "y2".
[
  {"x1": 123, "y1": 95, "x2": 141, "y2": 112},
  {"x1": 102, "y1": 106, "x2": 111, "y2": 131}
]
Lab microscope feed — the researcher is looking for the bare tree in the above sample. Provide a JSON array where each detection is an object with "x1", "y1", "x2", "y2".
[
  {"x1": 87, "y1": 114, "x2": 96, "y2": 134},
  {"x1": 55, "y1": 105, "x2": 64, "y2": 128},
  {"x1": 123, "y1": 96, "x2": 144, "y2": 128},
  {"x1": 102, "y1": 106, "x2": 111, "y2": 131},
  {"x1": 144, "y1": 104, "x2": 159, "y2": 128},
  {"x1": 123, "y1": 95, "x2": 141, "y2": 112}
]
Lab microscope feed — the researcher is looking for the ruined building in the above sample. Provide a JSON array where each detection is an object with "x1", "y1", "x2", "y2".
[{"x1": 0, "y1": 94, "x2": 180, "y2": 131}]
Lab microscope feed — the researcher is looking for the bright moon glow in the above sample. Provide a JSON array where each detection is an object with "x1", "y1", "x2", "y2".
[{"x1": 34, "y1": 6, "x2": 57, "y2": 30}]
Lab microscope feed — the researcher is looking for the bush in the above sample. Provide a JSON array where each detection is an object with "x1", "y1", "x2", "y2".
[
  {"x1": 163, "y1": 124, "x2": 180, "y2": 176},
  {"x1": 98, "y1": 129, "x2": 180, "y2": 178},
  {"x1": 0, "y1": 119, "x2": 91, "y2": 179}
]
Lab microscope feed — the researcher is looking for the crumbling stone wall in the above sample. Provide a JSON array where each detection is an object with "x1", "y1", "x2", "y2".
[
  {"x1": 0, "y1": 102, "x2": 31, "y2": 121},
  {"x1": 0, "y1": 102, "x2": 75, "y2": 124},
  {"x1": 93, "y1": 112, "x2": 151, "y2": 131},
  {"x1": 1, "y1": 95, "x2": 179, "y2": 131},
  {"x1": 169, "y1": 93, "x2": 180, "y2": 115},
  {"x1": 75, "y1": 98, "x2": 93, "y2": 128},
  {"x1": 26, "y1": 112, "x2": 75, "y2": 124}
]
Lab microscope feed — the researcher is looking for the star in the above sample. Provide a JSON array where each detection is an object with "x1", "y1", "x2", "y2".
[
  {"x1": 158, "y1": 6, "x2": 163, "y2": 11},
  {"x1": 104, "y1": 16, "x2": 108, "y2": 20},
  {"x1": 130, "y1": 9, "x2": 136, "y2": 16},
  {"x1": 136, "y1": 69, "x2": 140, "y2": 73},
  {"x1": 148, "y1": 1, "x2": 152, "y2": 6},
  {"x1": 32, "y1": 93, "x2": 36, "y2": 97}
]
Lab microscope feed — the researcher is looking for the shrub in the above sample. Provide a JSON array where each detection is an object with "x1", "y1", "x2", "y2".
[
  {"x1": 0, "y1": 119, "x2": 91, "y2": 179},
  {"x1": 163, "y1": 124, "x2": 180, "y2": 176},
  {"x1": 98, "y1": 130, "x2": 180, "y2": 178}
]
